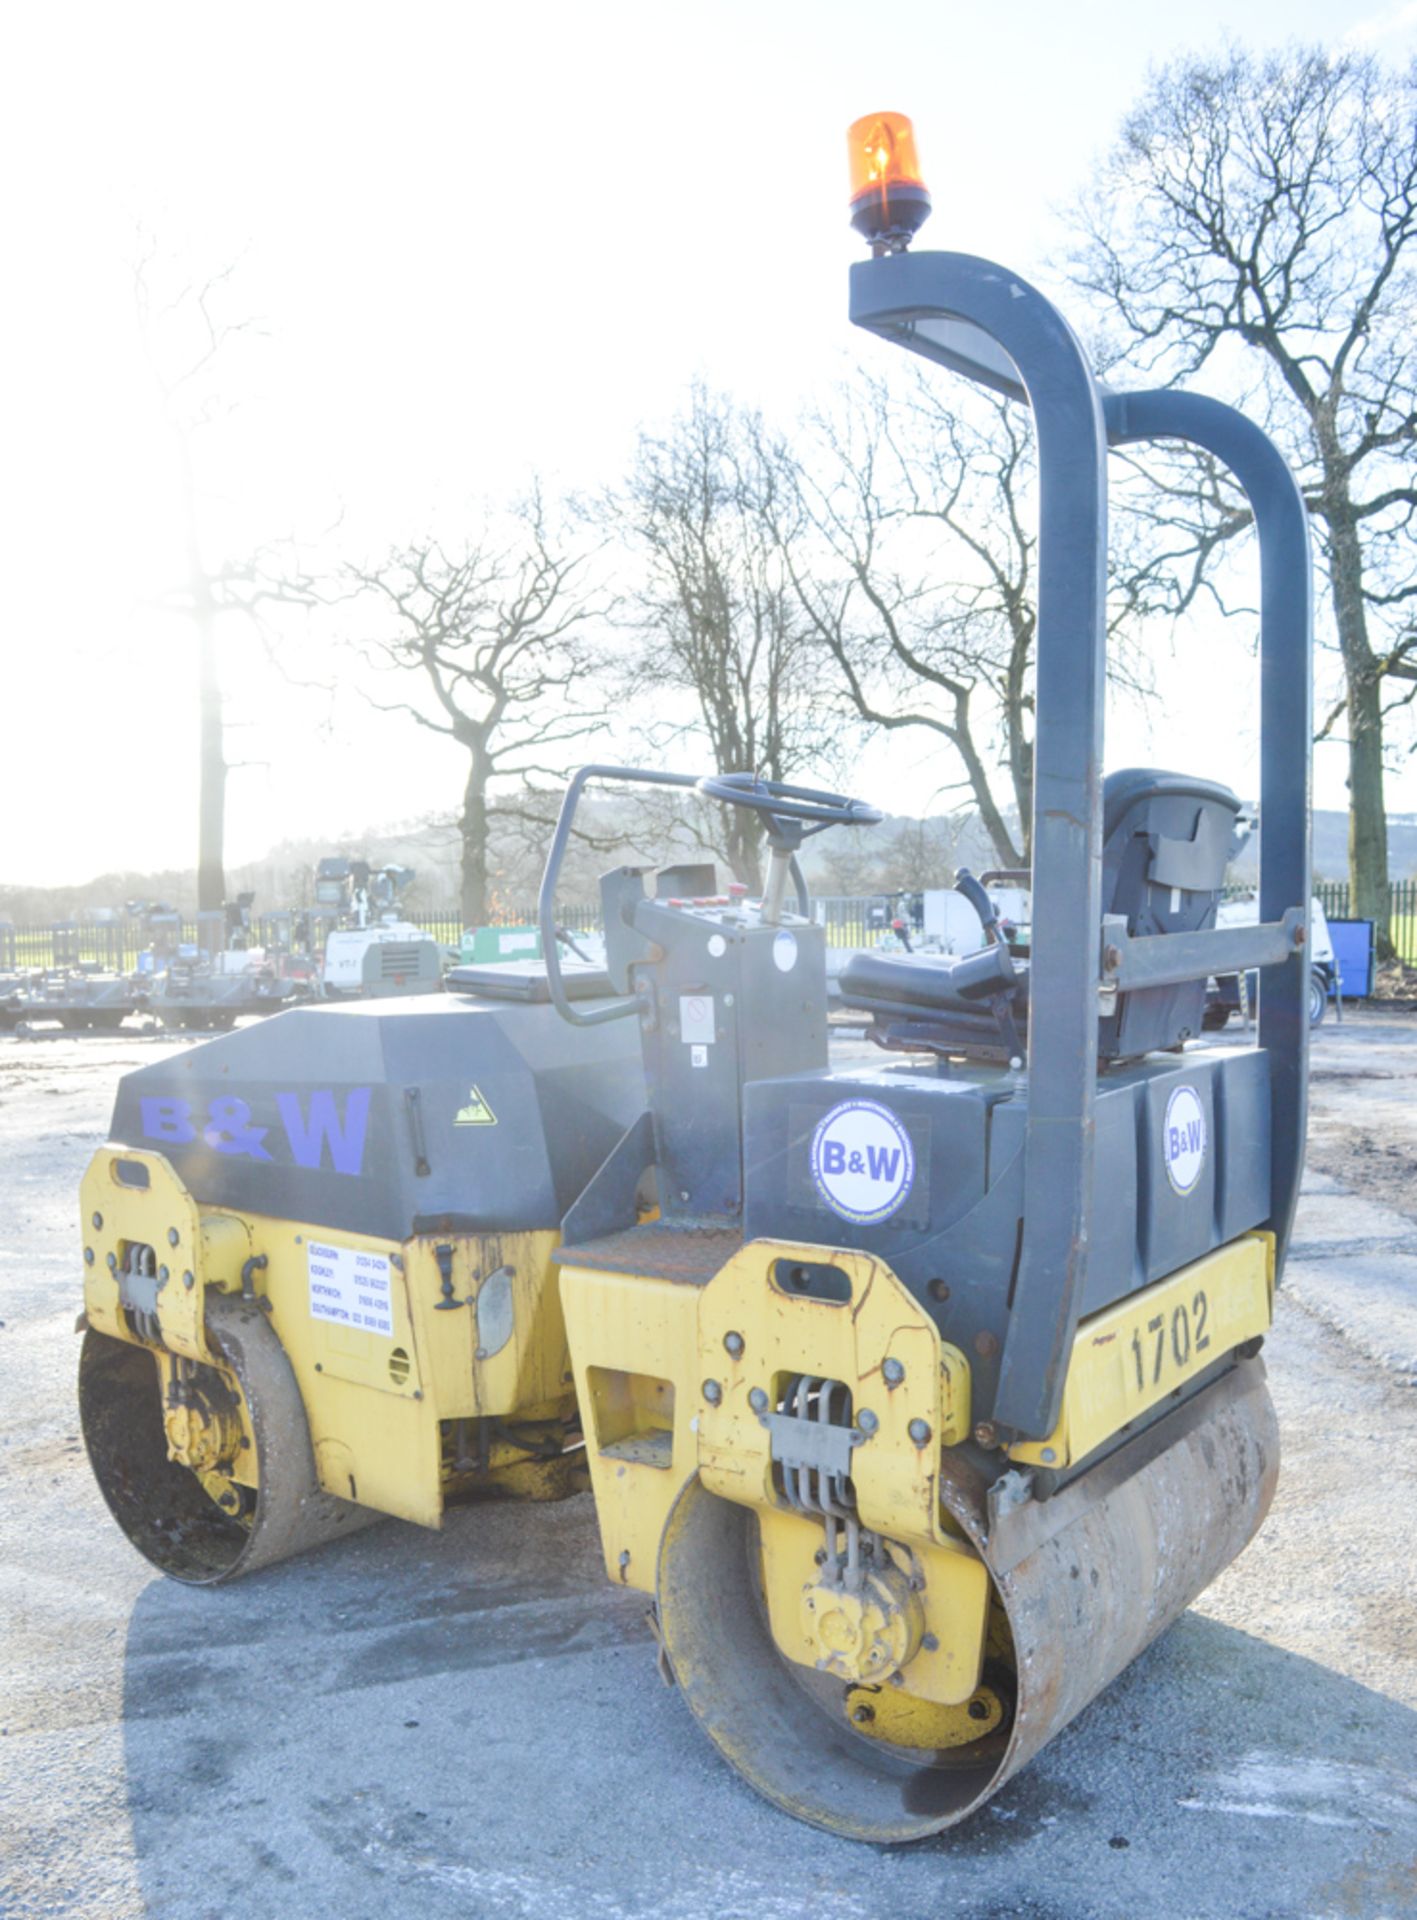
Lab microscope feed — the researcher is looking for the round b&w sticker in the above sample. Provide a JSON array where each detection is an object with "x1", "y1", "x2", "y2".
[
  {"x1": 1163, "y1": 1085, "x2": 1207, "y2": 1195},
  {"x1": 810, "y1": 1099, "x2": 915, "y2": 1224}
]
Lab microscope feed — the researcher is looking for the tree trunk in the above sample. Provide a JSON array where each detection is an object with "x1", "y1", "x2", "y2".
[
  {"x1": 1326, "y1": 500, "x2": 1391, "y2": 952},
  {"x1": 720, "y1": 808, "x2": 765, "y2": 893},
  {"x1": 195, "y1": 597, "x2": 226, "y2": 912},
  {"x1": 179, "y1": 424, "x2": 227, "y2": 913},
  {"x1": 1003, "y1": 614, "x2": 1035, "y2": 862},
  {"x1": 460, "y1": 756, "x2": 490, "y2": 926}
]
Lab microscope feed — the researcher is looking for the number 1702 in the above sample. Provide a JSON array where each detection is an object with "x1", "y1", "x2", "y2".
[{"x1": 1131, "y1": 1290, "x2": 1211, "y2": 1391}]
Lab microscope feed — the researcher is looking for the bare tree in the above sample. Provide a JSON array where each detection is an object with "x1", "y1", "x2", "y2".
[
  {"x1": 1073, "y1": 45, "x2": 1417, "y2": 940},
  {"x1": 348, "y1": 496, "x2": 609, "y2": 924},
  {"x1": 136, "y1": 249, "x2": 268, "y2": 909},
  {"x1": 614, "y1": 384, "x2": 854, "y2": 890},
  {"x1": 786, "y1": 374, "x2": 1175, "y2": 867},
  {"x1": 810, "y1": 811, "x2": 973, "y2": 896}
]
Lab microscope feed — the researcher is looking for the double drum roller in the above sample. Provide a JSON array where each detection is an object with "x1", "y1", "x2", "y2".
[{"x1": 75, "y1": 115, "x2": 1309, "y2": 1840}]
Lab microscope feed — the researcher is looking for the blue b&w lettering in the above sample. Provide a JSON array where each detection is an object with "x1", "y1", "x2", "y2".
[
  {"x1": 1162, "y1": 1085, "x2": 1207, "y2": 1196},
  {"x1": 140, "y1": 1088, "x2": 373, "y2": 1177},
  {"x1": 810, "y1": 1100, "x2": 915, "y2": 1224}
]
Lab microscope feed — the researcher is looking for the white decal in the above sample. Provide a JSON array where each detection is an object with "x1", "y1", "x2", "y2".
[
  {"x1": 307, "y1": 1239, "x2": 394, "y2": 1337},
  {"x1": 680, "y1": 995, "x2": 715, "y2": 1044},
  {"x1": 690, "y1": 1044, "x2": 709, "y2": 1069},
  {"x1": 810, "y1": 1100, "x2": 915, "y2": 1225},
  {"x1": 1163, "y1": 1086, "x2": 1207, "y2": 1196},
  {"x1": 773, "y1": 930, "x2": 798, "y2": 973},
  {"x1": 707, "y1": 934, "x2": 727, "y2": 959}
]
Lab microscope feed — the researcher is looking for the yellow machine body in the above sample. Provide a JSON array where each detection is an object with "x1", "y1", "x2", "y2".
[
  {"x1": 561, "y1": 1224, "x2": 1276, "y2": 1823},
  {"x1": 79, "y1": 1145, "x2": 580, "y2": 1577}
]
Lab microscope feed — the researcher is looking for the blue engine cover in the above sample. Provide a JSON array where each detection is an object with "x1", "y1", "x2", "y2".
[{"x1": 109, "y1": 995, "x2": 645, "y2": 1241}]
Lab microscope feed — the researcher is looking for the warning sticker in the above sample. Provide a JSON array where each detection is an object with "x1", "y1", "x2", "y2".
[
  {"x1": 809, "y1": 1099, "x2": 916, "y2": 1225},
  {"x1": 1163, "y1": 1085, "x2": 1207, "y2": 1196},
  {"x1": 455, "y1": 1085, "x2": 497, "y2": 1126},
  {"x1": 307, "y1": 1240, "x2": 394, "y2": 1337},
  {"x1": 680, "y1": 995, "x2": 715, "y2": 1045}
]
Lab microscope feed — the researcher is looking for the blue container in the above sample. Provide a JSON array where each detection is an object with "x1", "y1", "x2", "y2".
[{"x1": 1327, "y1": 919, "x2": 1375, "y2": 997}]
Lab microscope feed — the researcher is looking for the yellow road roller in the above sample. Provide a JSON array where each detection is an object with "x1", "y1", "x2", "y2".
[{"x1": 77, "y1": 115, "x2": 1311, "y2": 1839}]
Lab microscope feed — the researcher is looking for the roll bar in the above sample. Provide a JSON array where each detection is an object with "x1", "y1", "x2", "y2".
[{"x1": 850, "y1": 252, "x2": 1312, "y2": 1441}]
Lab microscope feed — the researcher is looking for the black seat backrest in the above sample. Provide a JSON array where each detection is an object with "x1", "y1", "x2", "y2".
[{"x1": 1100, "y1": 769, "x2": 1241, "y2": 1056}]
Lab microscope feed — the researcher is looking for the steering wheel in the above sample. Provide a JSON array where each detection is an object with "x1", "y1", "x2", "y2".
[{"x1": 696, "y1": 773, "x2": 883, "y2": 836}]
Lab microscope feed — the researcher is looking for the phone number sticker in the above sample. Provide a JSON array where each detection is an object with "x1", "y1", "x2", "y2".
[{"x1": 307, "y1": 1239, "x2": 394, "y2": 1338}]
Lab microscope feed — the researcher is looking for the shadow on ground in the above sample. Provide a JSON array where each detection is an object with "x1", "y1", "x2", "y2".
[{"x1": 116, "y1": 1493, "x2": 1417, "y2": 1920}]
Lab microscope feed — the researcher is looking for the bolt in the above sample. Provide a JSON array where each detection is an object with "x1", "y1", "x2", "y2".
[
  {"x1": 882, "y1": 1357, "x2": 905, "y2": 1388},
  {"x1": 857, "y1": 1408, "x2": 879, "y2": 1437},
  {"x1": 702, "y1": 1379, "x2": 722, "y2": 1406},
  {"x1": 723, "y1": 1331, "x2": 745, "y2": 1359},
  {"x1": 814, "y1": 1547, "x2": 827, "y2": 1566},
  {"x1": 968, "y1": 1698, "x2": 992, "y2": 1721},
  {"x1": 888, "y1": 1671, "x2": 905, "y2": 1688},
  {"x1": 928, "y1": 1279, "x2": 950, "y2": 1303},
  {"x1": 748, "y1": 1387, "x2": 769, "y2": 1415},
  {"x1": 680, "y1": 1190, "x2": 691, "y2": 1204},
  {"x1": 84, "y1": 1247, "x2": 94, "y2": 1266},
  {"x1": 183, "y1": 1271, "x2": 194, "y2": 1290},
  {"x1": 922, "y1": 1632, "x2": 939, "y2": 1652},
  {"x1": 974, "y1": 1329, "x2": 999, "y2": 1359},
  {"x1": 314, "y1": 1362, "x2": 323, "y2": 1373},
  {"x1": 1041, "y1": 1446, "x2": 1057, "y2": 1463},
  {"x1": 167, "y1": 1227, "x2": 180, "y2": 1247},
  {"x1": 158, "y1": 1265, "x2": 169, "y2": 1283},
  {"x1": 106, "y1": 1251, "x2": 117, "y2": 1271},
  {"x1": 908, "y1": 1418, "x2": 932, "y2": 1449},
  {"x1": 974, "y1": 1421, "x2": 1000, "y2": 1449},
  {"x1": 1103, "y1": 943, "x2": 1122, "y2": 973},
  {"x1": 91, "y1": 1211, "x2": 103, "y2": 1230},
  {"x1": 851, "y1": 1703, "x2": 875, "y2": 1725}
]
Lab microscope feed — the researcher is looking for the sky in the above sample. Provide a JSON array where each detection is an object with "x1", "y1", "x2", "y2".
[{"x1": 3, "y1": 0, "x2": 1417, "y2": 892}]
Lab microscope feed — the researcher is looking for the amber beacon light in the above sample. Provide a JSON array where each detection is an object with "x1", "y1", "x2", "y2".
[{"x1": 847, "y1": 111, "x2": 931, "y2": 254}]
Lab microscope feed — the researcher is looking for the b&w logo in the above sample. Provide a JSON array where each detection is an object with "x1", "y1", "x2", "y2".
[
  {"x1": 809, "y1": 1099, "x2": 915, "y2": 1224},
  {"x1": 1163, "y1": 1085, "x2": 1207, "y2": 1196}
]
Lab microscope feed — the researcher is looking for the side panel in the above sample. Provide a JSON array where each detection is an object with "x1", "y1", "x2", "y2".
[{"x1": 559, "y1": 1265, "x2": 701, "y2": 1592}]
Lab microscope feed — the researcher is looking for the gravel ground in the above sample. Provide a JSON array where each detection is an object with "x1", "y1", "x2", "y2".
[{"x1": 1, "y1": 1012, "x2": 1415, "y2": 1920}]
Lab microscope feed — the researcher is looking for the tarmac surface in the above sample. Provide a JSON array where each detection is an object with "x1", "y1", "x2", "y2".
[{"x1": 1, "y1": 1008, "x2": 1415, "y2": 1920}]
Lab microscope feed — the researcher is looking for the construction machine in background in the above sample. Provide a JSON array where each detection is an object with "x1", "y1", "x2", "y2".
[{"x1": 314, "y1": 858, "x2": 444, "y2": 999}]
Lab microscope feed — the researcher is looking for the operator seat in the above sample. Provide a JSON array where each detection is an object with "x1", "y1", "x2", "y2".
[{"x1": 839, "y1": 770, "x2": 1241, "y2": 1065}]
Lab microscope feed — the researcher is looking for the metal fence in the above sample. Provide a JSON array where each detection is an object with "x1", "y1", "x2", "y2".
[
  {"x1": 4, "y1": 879, "x2": 1413, "y2": 975},
  {"x1": 0, "y1": 902, "x2": 602, "y2": 975},
  {"x1": 1315, "y1": 878, "x2": 1417, "y2": 965}
]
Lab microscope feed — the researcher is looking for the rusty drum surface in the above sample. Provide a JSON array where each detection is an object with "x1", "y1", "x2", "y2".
[
  {"x1": 655, "y1": 1360, "x2": 1279, "y2": 1842},
  {"x1": 79, "y1": 1294, "x2": 377, "y2": 1585}
]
